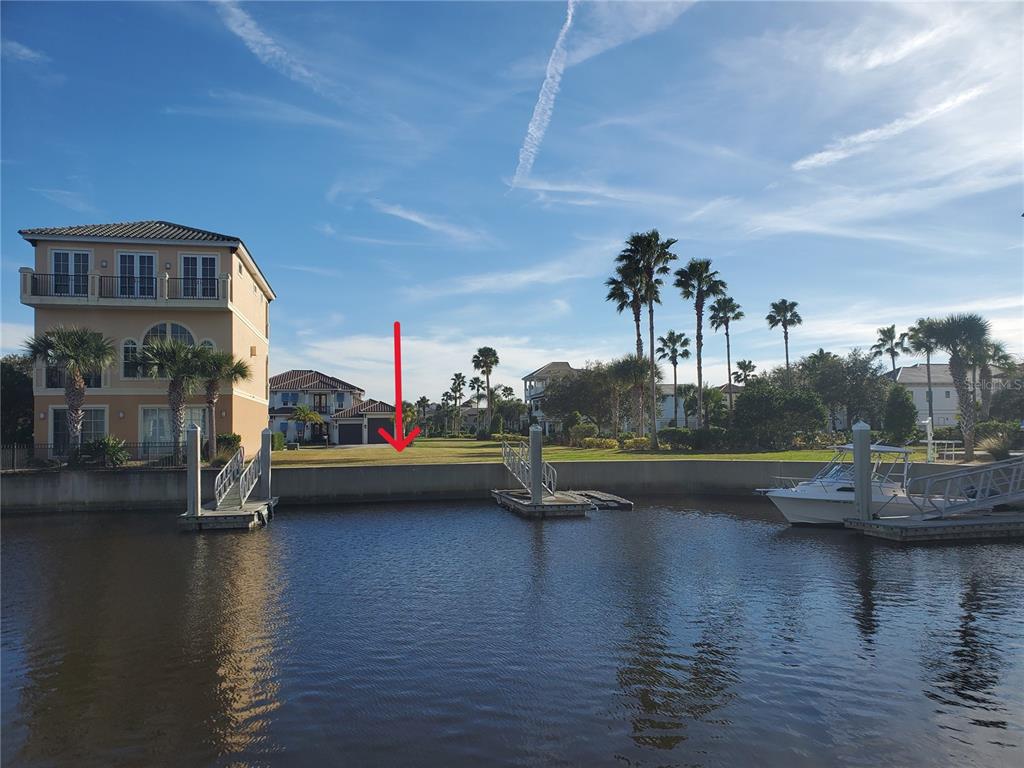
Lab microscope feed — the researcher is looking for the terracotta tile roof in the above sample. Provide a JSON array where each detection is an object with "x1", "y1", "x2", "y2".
[
  {"x1": 270, "y1": 369, "x2": 364, "y2": 392},
  {"x1": 333, "y1": 398, "x2": 394, "y2": 419},
  {"x1": 18, "y1": 220, "x2": 240, "y2": 243}
]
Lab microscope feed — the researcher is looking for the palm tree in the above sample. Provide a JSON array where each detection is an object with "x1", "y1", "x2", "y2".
[
  {"x1": 871, "y1": 324, "x2": 909, "y2": 374},
  {"x1": 440, "y1": 391, "x2": 454, "y2": 435},
  {"x1": 765, "y1": 299, "x2": 802, "y2": 373},
  {"x1": 415, "y1": 395, "x2": 431, "y2": 436},
  {"x1": 139, "y1": 338, "x2": 203, "y2": 451},
  {"x1": 197, "y1": 348, "x2": 252, "y2": 460},
  {"x1": 24, "y1": 326, "x2": 115, "y2": 450},
  {"x1": 500, "y1": 385, "x2": 516, "y2": 400},
  {"x1": 933, "y1": 313, "x2": 991, "y2": 461},
  {"x1": 619, "y1": 230, "x2": 678, "y2": 448},
  {"x1": 469, "y1": 376, "x2": 486, "y2": 407},
  {"x1": 907, "y1": 318, "x2": 940, "y2": 423},
  {"x1": 674, "y1": 258, "x2": 727, "y2": 428},
  {"x1": 450, "y1": 372, "x2": 467, "y2": 433},
  {"x1": 732, "y1": 359, "x2": 756, "y2": 384},
  {"x1": 291, "y1": 404, "x2": 323, "y2": 443},
  {"x1": 978, "y1": 340, "x2": 1013, "y2": 420},
  {"x1": 606, "y1": 262, "x2": 645, "y2": 432},
  {"x1": 471, "y1": 347, "x2": 499, "y2": 428},
  {"x1": 402, "y1": 400, "x2": 418, "y2": 434},
  {"x1": 656, "y1": 330, "x2": 691, "y2": 427},
  {"x1": 709, "y1": 296, "x2": 744, "y2": 414}
]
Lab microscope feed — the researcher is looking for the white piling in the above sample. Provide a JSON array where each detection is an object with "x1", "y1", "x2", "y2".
[
  {"x1": 530, "y1": 424, "x2": 544, "y2": 504},
  {"x1": 923, "y1": 418, "x2": 934, "y2": 464},
  {"x1": 259, "y1": 427, "x2": 272, "y2": 500},
  {"x1": 186, "y1": 423, "x2": 201, "y2": 517},
  {"x1": 853, "y1": 420, "x2": 872, "y2": 521}
]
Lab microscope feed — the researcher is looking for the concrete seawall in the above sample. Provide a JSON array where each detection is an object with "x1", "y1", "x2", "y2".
[{"x1": 1, "y1": 460, "x2": 954, "y2": 513}]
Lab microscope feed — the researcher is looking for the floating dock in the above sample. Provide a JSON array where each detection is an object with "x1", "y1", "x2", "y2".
[
  {"x1": 178, "y1": 498, "x2": 278, "y2": 532},
  {"x1": 844, "y1": 512, "x2": 1024, "y2": 543},
  {"x1": 492, "y1": 489, "x2": 633, "y2": 519}
]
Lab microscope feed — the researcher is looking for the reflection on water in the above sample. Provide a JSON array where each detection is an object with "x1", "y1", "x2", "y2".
[{"x1": 2, "y1": 501, "x2": 1022, "y2": 767}]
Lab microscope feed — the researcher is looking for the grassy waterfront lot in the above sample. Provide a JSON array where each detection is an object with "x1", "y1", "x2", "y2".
[{"x1": 272, "y1": 437, "x2": 927, "y2": 467}]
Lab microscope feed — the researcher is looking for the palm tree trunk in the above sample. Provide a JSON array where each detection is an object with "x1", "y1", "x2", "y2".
[
  {"x1": 672, "y1": 363, "x2": 678, "y2": 427},
  {"x1": 979, "y1": 363, "x2": 993, "y2": 420},
  {"x1": 783, "y1": 325, "x2": 790, "y2": 371},
  {"x1": 695, "y1": 299, "x2": 704, "y2": 429},
  {"x1": 925, "y1": 352, "x2": 934, "y2": 422},
  {"x1": 633, "y1": 308, "x2": 644, "y2": 436},
  {"x1": 64, "y1": 376, "x2": 86, "y2": 450},
  {"x1": 485, "y1": 373, "x2": 492, "y2": 431},
  {"x1": 949, "y1": 353, "x2": 975, "y2": 460},
  {"x1": 890, "y1": 352, "x2": 897, "y2": 374},
  {"x1": 725, "y1": 325, "x2": 734, "y2": 414},
  {"x1": 169, "y1": 381, "x2": 186, "y2": 461},
  {"x1": 207, "y1": 390, "x2": 219, "y2": 461},
  {"x1": 648, "y1": 303, "x2": 659, "y2": 448}
]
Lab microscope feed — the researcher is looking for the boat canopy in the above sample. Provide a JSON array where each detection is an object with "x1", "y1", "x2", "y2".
[{"x1": 831, "y1": 444, "x2": 911, "y2": 454}]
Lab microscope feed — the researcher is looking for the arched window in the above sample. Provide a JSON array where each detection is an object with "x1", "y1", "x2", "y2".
[
  {"x1": 199, "y1": 339, "x2": 215, "y2": 350},
  {"x1": 143, "y1": 322, "x2": 195, "y2": 347},
  {"x1": 123, "y1": 340, "x2": 139, "y2": 378}
]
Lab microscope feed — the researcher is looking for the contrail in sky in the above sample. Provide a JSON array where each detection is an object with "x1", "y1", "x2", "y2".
[{"x1": 512, "y1": 0, "x2": 578, "y2": 186}]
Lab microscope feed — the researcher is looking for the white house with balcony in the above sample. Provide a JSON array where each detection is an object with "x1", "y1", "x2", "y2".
[
  {"x1": 522, "y1": 361, "x2": 577, "y2": 436},
  {"x1": 269, "y1": 369, "x2": 365, "y2": 443},
  {"x1": 885, "y1": 363, "x2": 991, "y2": 427}
]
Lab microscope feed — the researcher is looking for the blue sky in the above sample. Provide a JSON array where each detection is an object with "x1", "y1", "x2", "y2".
[{"x1": 2, "y1": 1, "x2": 1021, "y2": 401}]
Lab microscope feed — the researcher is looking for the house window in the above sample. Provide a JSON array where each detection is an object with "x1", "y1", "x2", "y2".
[
  {"x1": 143, "y1": 323, "x2": 195, "y2": 347},
  {"x1": 123, "y1": 341, "x2": 139, "y2": 378},
  {"x1": 182, "y1": 255, "x2": 217, "y2": 298},
  {"x1": 118, "y1": 252, "x2": 156, "y2": 297},
  {"x1": 141, "y1": 406, "x2": 207, "y2": 448},
  {"x1": 52, "y1": 250, "x2": 90, "y2": 295},
  {"x1": 279, "y1": 422, "x2": 288, "y2": 433},
  {"x1": 52, "y1": 407, "x2": 106, "y2": 452},
  {"x1": 945, "y1": 391, "x2": 951, "y2": 399},
  {"x1": 46, "y1": 366, "x2": 100, "y2": 389}
]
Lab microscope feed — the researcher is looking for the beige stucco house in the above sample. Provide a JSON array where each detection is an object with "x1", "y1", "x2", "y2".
[{"x1": 18, "y1": 220, "x2": 276, "y2": 455}]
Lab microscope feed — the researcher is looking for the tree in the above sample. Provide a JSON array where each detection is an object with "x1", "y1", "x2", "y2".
[
  {"x1": 733, "y1": 377, "x2": 827, "y2": 449},
  {"x1": 415, "y1": 396, "x2": 431, "y2": 434},
  {"x1": 978, "y1": 340, "x2": 1014, "y2": 420},
  {"x1": 709, "y1": 296, "x2": 744, "y2": 415},
  {"x1": 674, "y1": 258, "x2": 727, "y2": 428},
  {"x1": 24, "y1": 326, "x2": 115, "y2": 450},
  {"x1": 541, "y1": 364, "x2": 617, "y2": 435},
  {"x1": 606, "y1": 260, "x2": 647, "y2": 434},
  {"x1": 402, "y1": 400, "x2": 418, "y2": 434},
  {"x1": 871, "y1": 324, "x2": 909, "y2": 374},
  {"x1": 766, "y1": 299, "x2": 802, "y2": 374},
  {"x1": 1, "y1": 354, "x2": 34, "y2": 444},
  {"x1": 733, "y1": 359, "x2": 756, "y2": 384},
  {"x1": 800, "y1": 349, "x2": 847, "y2": 430},
  {"x1": 618, "y1": 230, "x2": 678, "y2": 448},
  {"x1": 933, "y1": 313, "x2": 991, "y2": 461},
  {"x1": 471, "y1": 347, "x2": 499, "y2": 428},
  {"x1": 883, "y1": 385, "x2": 918, "y2": 445},
  {"x1": 840, "y1": 349, "x2": 889, "y2": 429},
  {"x1": 656, "y1": 330, "x2": 691, "y2": 427},
  {"x1": 291, "y1": 404, "x2": 323, "y2": 443},
  {"x1": 906, "y1": 318, "x2": 939, "y2": 423},
  {"x1": 439, "y1": 392, "x2": 454, "y2": 435},
  {"x1": 469, "y1": 376, "x2": 486, "y2": 407},
  {"x1": 139, "y1": 338, "x2": 204, "y2": 451},
  {"x1": 499, "y1": 385, "x2": 516, "y2": 400},
  {"x1": 610, "y1": 353, "x2": 657, "y2": 434},
  {"x1": 197, "y1": 349, "x2": 251, "y2": 460},
  {"x1": 991, "y1": 386, "x2": 1024, "y2": 422},
  {"x1": 450, "y1": 372, "x2": 467, "y2": 433}
]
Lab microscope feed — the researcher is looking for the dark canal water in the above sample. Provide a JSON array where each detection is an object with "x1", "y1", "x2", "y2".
[{"x1": 3, "y1": 499, "x2": 1023, "y2": 767}]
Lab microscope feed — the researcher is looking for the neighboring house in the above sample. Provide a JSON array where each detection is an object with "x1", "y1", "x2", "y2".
[
  {"x1": 269, "y1": 369, "x2": 364, "y2": 443},
  {"x1": 331, "y1": 399, "x2": 395, "y2": 445},
  {"x1": 886, "y1": 363, "x2": 995, "y2": 427},
  {"x1": 18, "y1": 220, "x2": 275, "y2": 454},
  {"x1": 655, "y1": 382, "x2": 741, "y2": 431},
  {"x1": 522, "y1": 361, "x2": 577, "y2": 435}
]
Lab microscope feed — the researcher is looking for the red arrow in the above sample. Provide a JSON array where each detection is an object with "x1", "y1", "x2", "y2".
[{"x1": 378, "y1": 321, "x2": 421, "y2": 452}]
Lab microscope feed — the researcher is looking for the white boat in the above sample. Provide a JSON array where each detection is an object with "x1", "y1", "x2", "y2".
[{"x1": 757, "y1": 444, "x2": 931, "y2": 526}]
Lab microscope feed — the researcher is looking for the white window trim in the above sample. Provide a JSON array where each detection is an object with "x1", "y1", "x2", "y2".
[
  {"x1": 179, "y1": 252, "x2": 220, "y2": 277},
  {"x1": 48, "y1": 404, "x2": 109, "y2": 448},
  {"x1": 137, "y1": 404, "x2": 209, "y2": 443},
  {"x1": 49, "y1": 246, "x2": 93, "y2": 275},
  {"x1": 142, "y1": 320, "x2": 198, "y2": 347},
  {"x1": 120, "y1": 337, "x2": 141, "y2": 381}
]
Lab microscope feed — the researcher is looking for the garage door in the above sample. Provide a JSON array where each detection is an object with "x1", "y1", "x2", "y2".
[
  {"x1": 337, "y1": 423, "x2": 362, "y2": 445},
  {"x1": 367, "y1": 418, "x2": 391, "y2": 444}
]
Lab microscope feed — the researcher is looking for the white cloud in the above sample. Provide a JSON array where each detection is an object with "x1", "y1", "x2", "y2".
[
  {"x1": 29, "y1": 188, "x2": 98, "y2": 214},
  {"x1": 165, "y1": 90, "x2": 354, "y2": 131},
  {"x1": 1, "y1": 39, "x2": 49, "y2": 63},
  {"x1": 315, "y1": 222, "x2": 337, "y2": 237},
  {"x1": 825, "y1": 20, "x2": 955, "y2": 74},
  {"x1": 793, "y1": 85, "x2": 991, "y2": 170},
  {"x1": 1, "y1": 322, "x2": 33, "y2": 354},
  {"x1": 369, "y1": 200, "x2": 488, "y2": 245},
  {"x1": 512, "y1": 0, "x2": 578, "y2": 185},
  {"x1": 215, "y1": 0, "x2": 331, "y2": 95},
  {"x1": 566, "y1": 1, "x2": 691, "y2": 66}
]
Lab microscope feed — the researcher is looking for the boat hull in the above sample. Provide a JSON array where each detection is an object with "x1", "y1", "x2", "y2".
[{"x1": 765, "y1": 489, "x2": 920, "y2": 526}]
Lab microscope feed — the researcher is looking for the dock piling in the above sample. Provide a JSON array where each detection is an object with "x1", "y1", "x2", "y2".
[
  {"x1": 185, "y1": 423, "x2": 201, "y2": 517},
  {"x1": 853, "y1": 420, "x2": 871, "y2": 520},
  {"x1": 258, "y1": 428, "x2": 272, "y2": 500},
  {"x1": 529, "y1": 425, "x2": 543, "y2": 504}
]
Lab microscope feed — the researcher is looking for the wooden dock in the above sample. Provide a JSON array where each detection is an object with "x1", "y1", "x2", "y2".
[
  {"x1": 844, "y1": 512, "x2": 1024, "y2": 543},
  {"x1": 492, "y1": 489, "x2": 633, "y2": 519},
  {"x1": 178, "y1": 497, "x2": 278, "y2": 532}
]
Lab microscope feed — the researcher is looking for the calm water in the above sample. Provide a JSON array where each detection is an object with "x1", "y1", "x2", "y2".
[{"x1": 2, "y1": 499, "x2": 1023, "y2": 767}]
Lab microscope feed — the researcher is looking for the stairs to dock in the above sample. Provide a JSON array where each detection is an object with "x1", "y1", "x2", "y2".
[{"x1": 908, "y1": 455, "x2": 1024, "y2": 518}]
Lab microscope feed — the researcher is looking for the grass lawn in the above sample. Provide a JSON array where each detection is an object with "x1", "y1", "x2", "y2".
[{"x1": 271, "y1": 437, "x2": 929, "y2": 467}]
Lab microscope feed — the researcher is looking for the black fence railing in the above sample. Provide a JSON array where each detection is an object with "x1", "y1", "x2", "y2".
[
  {"x1": 1, "y1": 442, "x2": 189, "y2": 470},
  {"x1": 167, "y1": 277, "x2": 219, "y2": 300},
  {"x1": 30, "y1": 273, "x2": 88, "y2": 297},
  {"x1": 98, "y1": 275, "x2": 158, "y2": 299}
]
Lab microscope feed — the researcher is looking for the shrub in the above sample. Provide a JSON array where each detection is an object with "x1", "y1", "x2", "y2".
[
  {"x1": 734, "y1": 379, "x2": 827, "y2": 449},
  {"x1": 89, "y1": 436, "x2": 130, "y2": 468},
  {"x1": 933, "y1": 425, "x2": 961, "y2": 441},
  {"x1": 475, "y1": 428, "x2": 491, "y2": 441},
  {"x1": 689, "y1": 426, "x2": 728, "y2": 451},
  {"x1": 975, "y1": 420, "x2": 1017, "y2": 441},
  {"x1": 581, "y1": 437, "x2": 618, "y2": 449},
  {"x1": 658, "y1": 427, "x2": 691, "y2": 450},
  {"x1": 616, "y1": 431, "x2": 636, "y2": 448},
  {"x1": 210, "y1": 449, "x2": 235, "y2": 468},
  {"x1": 271, "y1": 432, "x2": 286, "y2": 451},
  {"x1": 568, "y1": 422, "x2": 599, "y2": 446},
  {"x1": 217, "y1": 433, "x2": 242, "y2": 453},
  {"x1": 882, "y1": 385, "x2": 918, "y2": 445},
  {"x1": 622, "y1": 437, "x2": 651, "y2": 451},
  {"x1": 978, "y1": 433, "x2": 1014, "y2": 461}
]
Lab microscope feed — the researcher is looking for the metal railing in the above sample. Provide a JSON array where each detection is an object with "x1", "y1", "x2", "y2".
[
  {"x1": 1, "y1": 442, "x2": 187, "y2": 469},
  {"x1": 906, "y1": 455, "x2": 1024, "y2": 517},
  {"x1": 237, "y1": 450, "x2": 262, "y2": 507},
  {"x1": 167, "y1": 277, "x2": 220, "y2": 300},
  {"x1": 30, "y1": 273, "x2": 88, "y2": 297},
  {"x1": 98, "y1": 275, "x2": 157, "y2": 299},
  {"x1": 214, "y1": 448, "x2": 244, "y2": 506},
  {"x1": 501, "y1": 440, "x2": 557, "y2": 495}
]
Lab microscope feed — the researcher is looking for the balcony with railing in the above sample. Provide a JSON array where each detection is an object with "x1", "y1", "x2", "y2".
[{"x1": 20, "y1": 268, "x2": 229, "y2": 308}]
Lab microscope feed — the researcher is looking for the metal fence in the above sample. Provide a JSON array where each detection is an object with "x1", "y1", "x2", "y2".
[
  {"x1": 30, "y1": 273, "x2": 88, "y2": 297},
  {"x1": 1, "y1": 442, "x2": 188, "y2": 470},
  {"x1": 167, "y1": 277, "x2": 220, "y2": 300},
  {"x1": 98, "y1": 275, "x2": 158, "y2": 299}
]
